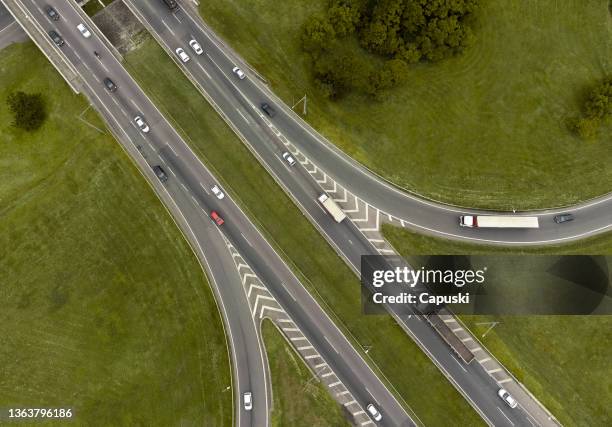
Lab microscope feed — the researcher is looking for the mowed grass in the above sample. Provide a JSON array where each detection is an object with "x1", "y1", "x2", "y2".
[
  {"x1": 200, "y1": 0, "x2": 612, "y2": 209},
  {"x1": 0, "y1": 43, "x2": 231, "y2": 426},
  {"x1": 383, "y1": 224, "x2": 612, "y2": 426},
  {"x1": 124, "y1": 36, "x2": 484, "y2": 426},
  {"x1": 261, "y1": 320, "x2": 349, "y2": 427}
]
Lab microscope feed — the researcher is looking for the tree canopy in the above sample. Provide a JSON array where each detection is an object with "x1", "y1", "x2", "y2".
[
  {"x1": 7, "y1": 91, "x2": 47, "y2": 132},
  {"x1": 302, "y1": 0, "x2": 480, "y2": 98}
]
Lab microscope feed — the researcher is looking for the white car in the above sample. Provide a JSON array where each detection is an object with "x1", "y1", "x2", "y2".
[
  {"x1": 175, "y1": 48, "x2": 190, "y2": 63},
  {"x1": 282, "y1": 152, "x2": 296, "y2": 166},
  {"x1": 498, "y1": 388, "x2": 518, "y2": 408},
  {"x1": 366, "y1": 403, "x2": 382, "y2": 421},
  {"x1": 243, "y1": 392, "x2": 252, "y2": 411},
  {"x1": 189, "y1": 39, "x2": 203, "y2": 55},
  {"x1": 77, "y1": 23, "x2": 91, "y2": 38},
  {"x1": 134, "y1": 116, "x2": 149, "y2": 133},
  {"x1": 211, "y1": 185, "x2": 225, "y2": 200},
  {"x1": 232, "y1": 66, "x2": 246, "y2": 80}
]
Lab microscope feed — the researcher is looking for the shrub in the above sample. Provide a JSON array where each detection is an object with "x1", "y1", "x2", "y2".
[{"x1": 7, "y1": 91, "x2": 47, "y2": 131}]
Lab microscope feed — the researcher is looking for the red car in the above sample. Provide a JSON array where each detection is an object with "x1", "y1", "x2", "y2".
[{"x1": 210, "y1": 210, "x2": 224, "y2": 226}]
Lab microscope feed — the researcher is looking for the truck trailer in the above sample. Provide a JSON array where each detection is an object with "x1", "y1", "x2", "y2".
[
  {"x1": 318, "y1": 194, "x2": 346, "y2": 223},
  {"x1": 459, "y1": 215, "x2": 539, "y2": 229}
]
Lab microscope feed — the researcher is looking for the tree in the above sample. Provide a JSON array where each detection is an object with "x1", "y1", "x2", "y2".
[
  {"x1": 6, "y1": 91, "x2": 46, "y2": 131},
  {"x1": 328, "y1": 1, "x2": 361, "y2": 37},
  {"x1": 302, "y1": 15, "x2": 336, "y2": 53}
]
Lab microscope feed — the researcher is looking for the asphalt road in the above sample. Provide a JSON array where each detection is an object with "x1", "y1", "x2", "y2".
[
  {"x1": 124, "y1": 2, "x2": 568, "y2": 426},
  {"x1": 0, "y1": 2, "x2": 26, "y2": 49},
  {"x1": 160, "y1": 4, "x2": 612, "y2": 247},
  {"x1": 9, "y1": 1, "x2": 415, "y2": 426}
]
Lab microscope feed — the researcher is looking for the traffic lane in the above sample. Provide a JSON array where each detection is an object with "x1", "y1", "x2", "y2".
[
  {"x1": 220, "y1": 215, "x2": 413, "y2": 427},
  {"x1": 200, "y1": 224, "x2": 270, "y2": 427}
]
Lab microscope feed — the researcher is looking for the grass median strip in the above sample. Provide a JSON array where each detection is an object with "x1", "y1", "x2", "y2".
[
  {"x1": 124, "y1": 35, "x2": 484, "y2": 426},
  {"x1": 200, "y1": 0, "x2": 612, "y2": 210},
  {"x1": 0, "y1": 42, "x2": 231, "y2": 426},
  {"x1": 261, "y1": 319, "x2": 349, "y2": 427},
  {"x1": 383, "y1": 224, "x2": 612, "y2": 426}
]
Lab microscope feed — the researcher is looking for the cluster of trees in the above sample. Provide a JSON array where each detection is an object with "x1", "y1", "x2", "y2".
[
  {"x1": 302, "y1": 0, "x2": 479, "y2": 98},
  {"x1": 7, "y1": 91, "x2": 47, "y2": 131},
  {"x1": 571, "y1": 76, "x2": 611, "y2": 139}
]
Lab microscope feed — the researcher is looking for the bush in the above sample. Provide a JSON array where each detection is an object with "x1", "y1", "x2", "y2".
[
  {"x1": 7, "y1": 91, "x2": 47, "y2": 131},
  {"x1": 302, "y1": 0, "x2": 480, "y2": 99},
  {"x1": 572, "y1": 76, "x2": 611, "y2": 139}
]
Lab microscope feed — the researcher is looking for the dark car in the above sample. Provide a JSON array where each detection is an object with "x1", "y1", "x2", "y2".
[
  {"x1": 553, "y1": 213, "x2": 574, "y2": 224},
  {"x1": 46, "y1": 6, "x2": 60, "y2": 21},
  {"x1": 103, "y1": 77, "x2": 117, "y2": 92},
  {"x1": 261, "y1": 102, "x2": 276, "y2": 118},
  {"x1": 49, "y1": 30, "x2": 64, "y2": 46},
  {"x1": 152, "y1": 165, "x2": 168, "y2": 182}
]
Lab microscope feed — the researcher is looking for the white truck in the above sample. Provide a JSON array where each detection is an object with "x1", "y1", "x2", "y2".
[
  {"x1": 318, "y1": 194, "x2": 346, "y2": 223},
  {"x1": 459, "y1": 215, "x2": 539, "y2": 229}
]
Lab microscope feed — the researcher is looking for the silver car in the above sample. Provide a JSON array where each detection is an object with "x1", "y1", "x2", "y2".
[
  {"x1": 134, "y1": 116, "x2": 150, "y2": 133},
  {"x1": 498, "y1": 388, "x2": 518, "y2": 408},
  {"x1": 211, "y1": 185, "x2": 225, "y2": 200},
  {"x1": 175, "y1": 48, "x2": 190, "y2": 63}
]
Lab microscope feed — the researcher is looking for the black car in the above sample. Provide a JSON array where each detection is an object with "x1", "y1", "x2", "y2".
[
  {"x1": 553, "y1": 213, "x2": 574, "y2": 224},
  {"x1": 153, "y1": 165, "x2": 168, "y2": 182},
  {"x1": 46, "y1": 6, "x2": 60, "y2": 21},
  {"x1": 103, "y1": 77, "x2": 117, "y2": 92},
  {"x1": 261, "y1": 102, "x2": 276, "y2": 118},
  {"x1": 49, "y1": 30, "x2": 64, "y2": 46}
]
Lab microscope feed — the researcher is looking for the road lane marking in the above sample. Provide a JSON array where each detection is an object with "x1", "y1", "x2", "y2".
[
  {"x1": 129, "y1": 99, "x2": 141, "y2": 111},
  {"x1": 166, "y1": 143, "x2": 178, "y2": 156},
  {"x1": 497, "y1": 407, "x2": 514, "y2": 426},
  {"x1": 323, "y1": 335, "x2": 339, "y2": 354},
  {"x1": 161, "y1": 19, "x2": 173, "y2": 35},
  {"x1": 199, "y1": 182, "x2": 210, "y2": 194},
  {"x1": 280, "y1": 281, "x2": 296, "y2": 301},
  {"x1": 196, "y1": 62, "x2": 211, "y2": 79},
  {"x1": 236, "y1": 108, "x2": 249, "y2": 124},
  {"x1": 241, "y1": 233, "x2": 252, "y2": 247}
]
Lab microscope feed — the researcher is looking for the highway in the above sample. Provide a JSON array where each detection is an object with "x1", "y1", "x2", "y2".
[
  {"x1": 5, "y1": 1, "x2": 416, "y2": 426},
  {"x1": 121, "y1": 2, "x2": 567, "y2": 426},
  {"x1": 153, "y1": 3, "x2": 612, "y2": 247}
]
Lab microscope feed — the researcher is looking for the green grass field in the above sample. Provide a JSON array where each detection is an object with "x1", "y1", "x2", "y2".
[
  {"x1": 124, "y1": 35, "x2": 484, "y2": 426},
  {"x1": 0, "y1": 43, "x2": 231, "y2": 426},
  {"x1": 383, "y1": 225, "x2": 612, "y2": 426},
  {"x1": 200, "y1": 0, "x2": 612, "y2": 209},
  {"x1": 261, "y1": 320, "x2": 349, "y2": 427}
]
